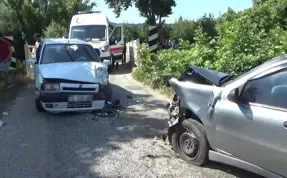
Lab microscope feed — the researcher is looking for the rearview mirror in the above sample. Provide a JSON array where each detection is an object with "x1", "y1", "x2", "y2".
[
  {"x1": 228, "y1": 88, "x2": 240, "y2": 102},
  {"x1": 27, "y1": 59, "x2": 36, "y2": 65}
]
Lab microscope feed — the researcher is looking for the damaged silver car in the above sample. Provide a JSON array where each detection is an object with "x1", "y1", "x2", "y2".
[
  {"x1": 27, "y1": 39, "x2": 111, "y2": 113},
  {"x1": 165, "y1": 56, "x2": 287, "y2": 178}
]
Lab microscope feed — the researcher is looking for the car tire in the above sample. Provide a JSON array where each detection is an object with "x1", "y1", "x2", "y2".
[
  {"x1": 172, "y1": 119, "x2": 209, "y2": 166},
  {"x1": 35, "y1": 98, "x2": 45, "y2": 112}
]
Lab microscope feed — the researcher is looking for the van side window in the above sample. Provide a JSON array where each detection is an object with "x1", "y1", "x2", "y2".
[{"x1": 114, "y1": 26, "x2": 121, "y2": 42}]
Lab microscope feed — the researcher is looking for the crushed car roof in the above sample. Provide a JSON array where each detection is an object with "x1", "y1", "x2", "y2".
[{"x1": 42, "y1": 38, "x2": 89, "y2": 45}]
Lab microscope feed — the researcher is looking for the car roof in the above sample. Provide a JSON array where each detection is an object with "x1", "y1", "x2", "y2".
[{"x1": 42, "y1": 38, "x2": 89, "y2": 45}]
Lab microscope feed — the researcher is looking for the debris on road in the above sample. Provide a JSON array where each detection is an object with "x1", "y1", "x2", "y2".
[
  {"x1": 92, "y1": 99, "x2": 123, "y2": 119},
  {"x1": 2, "y1": 112, "x2": 8, "y2": 116}
]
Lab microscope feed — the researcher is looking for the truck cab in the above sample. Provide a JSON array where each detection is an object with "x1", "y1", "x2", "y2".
[{"x1": 69, "y1": 11, "x2": 124, "y2": 72}]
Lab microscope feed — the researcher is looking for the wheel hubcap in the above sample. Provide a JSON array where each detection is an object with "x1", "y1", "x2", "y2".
[{"x1": 179, "y1": 132, "x2": 199, "y2": 156}]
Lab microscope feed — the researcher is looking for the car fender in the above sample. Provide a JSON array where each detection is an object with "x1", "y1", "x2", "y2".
[{"x1": 168, "y1": 77, "x2": 223, "y2": 126}]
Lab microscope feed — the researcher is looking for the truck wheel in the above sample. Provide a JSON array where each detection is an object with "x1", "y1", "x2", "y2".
[
  {"x1": 172, "y1": 119, "x2": 209, "y2": 166},
  {"x1": 35, "y1": 98, "x2": 45, "y2": 112}
]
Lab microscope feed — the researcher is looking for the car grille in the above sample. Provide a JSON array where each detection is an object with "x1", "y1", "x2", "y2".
[
  {"x1": 63, "y1": 87, "x2": 96, "y2": 91},
  {"x1": 94, "y1": 48, "x2": 101, "y2": 57},
  {"x1": 67, "y1": 102, "x2": 92, "y2": 108}
]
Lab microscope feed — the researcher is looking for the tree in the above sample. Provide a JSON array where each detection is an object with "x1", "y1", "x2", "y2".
[
  {"x1": 123, "y1": 23, "x2": 139, "y2": 41},
  {"x1": 0, "y1": 0, "x2": 96, "y2": 43},
  {"x1": 105, "y1": 0, "x2": 176, "y2": 25},
  {"x1": 44, "y1": 20, "x2": 68, "y2": 38},
  {"x1": 170, "y1": 17, "x2": 197, "y2": 42}
]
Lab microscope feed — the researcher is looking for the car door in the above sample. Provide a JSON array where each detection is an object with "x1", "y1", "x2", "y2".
[
  {"x1": 213, "y1": 67, "x2": 287, "y2": 177},
  {"x1": 109, "y1": 25, "x2": 124, "y2": 58}
]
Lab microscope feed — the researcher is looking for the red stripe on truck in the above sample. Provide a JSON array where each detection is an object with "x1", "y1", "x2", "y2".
[{"x1": 110, "y1": 46, "x2": 124, "y2": 53}]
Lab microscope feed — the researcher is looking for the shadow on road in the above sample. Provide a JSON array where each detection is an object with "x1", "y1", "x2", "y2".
[{"x1": 41, "y1": 81, "x2": 263, "y2": 178}]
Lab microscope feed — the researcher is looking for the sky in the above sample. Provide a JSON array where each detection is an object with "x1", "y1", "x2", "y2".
[{"x1": 93, "y1": 0, "x2": 253, "y2": 24}]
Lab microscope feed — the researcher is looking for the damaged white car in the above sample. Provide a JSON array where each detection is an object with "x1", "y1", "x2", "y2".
[
  {"x1": 27, "y1": 39, "x2": 111, "y2": 113},
  {"x1": 165, "y1": 56, "x2": 287, "y2": 178}
]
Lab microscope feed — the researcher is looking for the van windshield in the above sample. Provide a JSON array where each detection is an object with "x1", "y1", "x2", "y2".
[{"x1": 70, "y1": 25, "x2": 106, "y2": 41}]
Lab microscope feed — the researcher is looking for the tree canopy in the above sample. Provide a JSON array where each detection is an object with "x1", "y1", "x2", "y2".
[
  {"x1": 105, "y1": 0, "x2": 176, "y2": 25},
  {"x1": 0, "y1": 0, "x2": 95, "y2": 42}
]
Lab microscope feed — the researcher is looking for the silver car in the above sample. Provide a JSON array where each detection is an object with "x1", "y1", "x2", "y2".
[{"x1": 166, "y1": 55, "x2": 287, "y2": 178}]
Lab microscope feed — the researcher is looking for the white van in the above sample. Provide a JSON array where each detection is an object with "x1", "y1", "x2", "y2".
[{"x1": 69, "y1": 11, "x2": 124, "y2": 72}]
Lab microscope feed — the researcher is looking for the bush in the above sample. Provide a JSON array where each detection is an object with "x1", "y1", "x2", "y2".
[{"x1": 133, "y1": 1, "x2": 287, "y2": 93}]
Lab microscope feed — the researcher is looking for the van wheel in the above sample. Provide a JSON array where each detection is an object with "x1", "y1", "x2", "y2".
[
  {"x1": 35, "y1": 99, "x2": 45, "y2": 112},
  {"x1": 172, "y1": 119, "x2": 209, "y2": 166}
]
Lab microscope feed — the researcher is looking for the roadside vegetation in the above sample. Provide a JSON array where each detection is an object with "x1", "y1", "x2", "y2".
[{"x1": 131, "y1": 0, "x2": 287, "y2": 94}]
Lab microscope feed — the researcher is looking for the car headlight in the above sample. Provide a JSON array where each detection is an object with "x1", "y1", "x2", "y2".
[
  {"x1": 41, "y1": 83, "x2": 60, "y2": 92},
  {"x1": 96, "y1": 67, "x2": 108, "y2": 85}
]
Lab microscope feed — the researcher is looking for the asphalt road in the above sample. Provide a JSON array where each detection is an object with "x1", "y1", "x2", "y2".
[{"x1": 0, "y1": 65, "x2": 263, "y2": 178}]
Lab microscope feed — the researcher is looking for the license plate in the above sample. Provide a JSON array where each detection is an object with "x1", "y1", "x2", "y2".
[{"x1": 68, "y1": 95, "x2": 93, "y2": 102}]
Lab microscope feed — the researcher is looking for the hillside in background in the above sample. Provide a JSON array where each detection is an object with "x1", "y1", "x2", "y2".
[{"x1": 110, "y1": 22, "x2": 143, "y2": 28}]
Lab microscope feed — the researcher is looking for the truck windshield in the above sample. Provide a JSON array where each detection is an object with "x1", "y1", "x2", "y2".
[{"x1": 70, "y1": 25, "x2": 106, "y2": 41}]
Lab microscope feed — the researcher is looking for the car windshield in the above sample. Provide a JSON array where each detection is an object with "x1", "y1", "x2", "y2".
[
  {"x1": 40, "y1": 44, "x2": 100, "y2": 64},
  {"x1": 70, "y1": 25, "x2": 106, "y2": 41}
]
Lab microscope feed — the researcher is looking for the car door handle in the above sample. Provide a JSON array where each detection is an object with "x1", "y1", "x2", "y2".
[{"x1": 283, "y1": 121, "x2": 287, "y2": 128}]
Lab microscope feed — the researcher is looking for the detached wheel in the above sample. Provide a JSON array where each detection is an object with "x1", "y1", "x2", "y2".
[
  {"x1": 172, "y1": 119, "x2": 209, "y2": 166},
  {"x1": 35, "y1": 98, "x2": 45, "y2": 112}
]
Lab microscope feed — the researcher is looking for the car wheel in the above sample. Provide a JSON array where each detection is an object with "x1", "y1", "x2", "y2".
[
  {"x1": 35, "y1": 98, "x2": 45, "y2": 112},
  {"x1": 172, "y1": 119, "x2": 209, "y2": 166}
]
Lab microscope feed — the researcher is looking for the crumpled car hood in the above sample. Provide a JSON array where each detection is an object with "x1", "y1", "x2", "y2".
[
  {"x1": 39, "y1": 62, "x2": 108, "y2": 85},
  {"x1": 169, "y1": 77, "x2": 223, "y2": 121},
  {"x1": 184, "y1": 66, "x2": 230, "y2": 86}
]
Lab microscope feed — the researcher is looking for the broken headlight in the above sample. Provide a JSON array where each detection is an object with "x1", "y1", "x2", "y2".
[
  {"x1": 96, "y1": 67, "x2": 109, "y2": 85},
  {"x1": 41, "y1": 83, "x2": 60, "y2": 92}
]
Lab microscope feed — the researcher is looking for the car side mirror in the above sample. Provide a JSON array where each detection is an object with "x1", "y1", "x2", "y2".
[
  {"x1": 109, "y1": 36, "x2": 116, "y2": 45},
  {"x1": 228, "y1": 88, "x2": 240, "y2": 102},
  {"x1": 27, "y1": 59, "x2": 36, "y2": 65}
]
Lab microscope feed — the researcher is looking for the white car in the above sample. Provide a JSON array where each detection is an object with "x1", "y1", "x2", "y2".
[{"x1": 27, "y1": 39, "x2": 111, "y2": 113}]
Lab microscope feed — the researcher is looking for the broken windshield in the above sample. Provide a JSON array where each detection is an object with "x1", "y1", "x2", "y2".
[{"x1": 40, "y1": 44, "x2": 100, "y2": 64}]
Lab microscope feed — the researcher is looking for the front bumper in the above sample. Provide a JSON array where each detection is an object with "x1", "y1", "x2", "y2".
[{"x1": 38, "y1": 84, "x2": 112, "y2": 112}]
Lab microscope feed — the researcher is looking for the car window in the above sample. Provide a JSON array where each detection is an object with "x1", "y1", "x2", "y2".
[
  {"x1": 241, "y1": 69, "x2": 287, "y2": 109},
  {"x1": 40, "y1": 44, "x2": 100, "y2": 64}
]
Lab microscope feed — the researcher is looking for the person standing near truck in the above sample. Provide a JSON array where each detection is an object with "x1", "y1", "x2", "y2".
[
  {"x1": 122, "y1": 37, "x2": 126, "y2": 64},
  {"x1": 0, "y1": 32, "x2": 13, "y2": 89}
]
